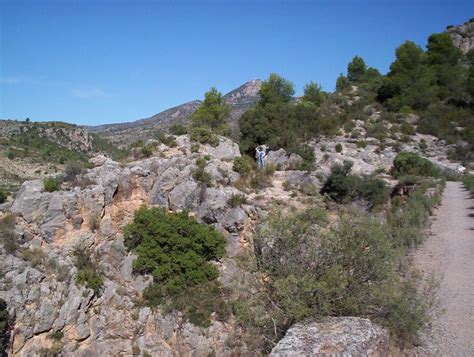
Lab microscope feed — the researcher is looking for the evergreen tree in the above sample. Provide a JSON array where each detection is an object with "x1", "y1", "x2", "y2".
[
  {"x1": 347, "y1": 56, "x2": 367, "y2": 82},
  {"x1": 259, "y1": 73, "x2": 295, "y2": 106},
  {"x1": 426, "y1": 33, "x2": 464, "y2": 100},
  {"x1": 336, "y1": 74, "x2": 351, "y2": 92},
  {"x1": 190, "y1": 87, "x2": 230, "y2": 132},
  {"x1": 302, "y1": 81, "x2": 324, "y2": 107}
]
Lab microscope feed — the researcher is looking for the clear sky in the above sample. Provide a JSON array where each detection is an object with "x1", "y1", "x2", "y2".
[{"x1": 1, "y1": 0, "x2": 473, "y2": 125}]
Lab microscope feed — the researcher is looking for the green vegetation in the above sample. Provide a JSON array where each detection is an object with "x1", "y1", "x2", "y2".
[
  {"x1": 169, "y1": 124, "x2": 188, "y2": 136},
  {"x1": 2, "y1": 125, "x2": 89, "y2": 164},
  {"x1": 43, "y1": 177, "x2": 61, "y2": 192},
  {"x1": 193, "y1": 157, "x2": 212, "y2": 186},
  {"x1": 90, "y1": 133, "x2": 128, "y2": 161},
  {"x1": 462, "y1": 174, "x2": 474, "y2": 194},
  {"x1": 0, "y1": 214, "x2": 17, "y2": 254},
  {"x1": 238, "y1": 73, "x2": 322, "y2": 168},
  {"x1": 320, "y1": 161, "x2": 389, "y2": 206},
  {"x1": 0, "y1": 299, "x2": 10, "y2": 355},
  {"x1": 73, "y1": 246, "x2": 103, "y2": 296},
  {"x1": 63, "y1": 160, "x2": 85, "y2": 182},
  {"x1": 227, "y1": 194, "x2": 247, "y2": 207},
  {"x1": 232, "y1": 155, "x2": 255, "y2": 175},
  {"x1": 0, "y1": 189, "x2": 7, "y2": 204},
  {"x1": 189, "y1": 87, "x2": 230, "y2": 146},
  {"x1": 235, "y1": 180, "x2": 442, "y2": 352},
  {"x1": 391, "y1": 152, "x2": 436, "y2": 178},
  {"x1": 124, "y1": 207, "x2": 227, "y2": 327}
]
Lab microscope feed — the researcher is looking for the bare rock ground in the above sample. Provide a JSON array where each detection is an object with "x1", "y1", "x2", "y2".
[{"x1": 413, "y1": 181, "x2": 474, "y2": 356}]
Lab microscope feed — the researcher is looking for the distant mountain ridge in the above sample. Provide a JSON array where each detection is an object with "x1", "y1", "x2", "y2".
[{"x1": 88, "y1": 79, "x2": 262, "y2": 144}]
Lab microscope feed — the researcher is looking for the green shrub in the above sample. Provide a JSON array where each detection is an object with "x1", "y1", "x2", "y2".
[
  {"x1": 239, "y1": 207, "x2": 434, "y2": 352},
  {"x1": 0, "y1": 214, "x2": 17, "y2": 254},
  {"x1": 356, "y1": 140, "x2": 367, "y2": 149},
  {"x1": 124, "y1": 207, "x2": 226, "y2": 326},
  {"x1": 419, "y1": 139, "x2": 428, "y2": 151},
  {"x1": 320, "y1": 161, "x2": 388, "y2": 206},
  {"x1": 7, "y1": 151, "x2": 15, "y2": 160},
  {"x1": 335, "y1": 143, "x2": 343, "y2": 153},
  {"x1": 141, "y1": 145, "x2": 153, "y2": 158},
  {"x1": 22, "y1": 248, "x2": 47, "y2": 268},
  {"x1": 43, "y1": 177, "x2": 60, "y2": 192},
  {"x1": 190, "y1": 126, "x2": 220, "y2": 147},
  {"x1": 0, "y1": 299, "x2": 10, "y2": 355},
  {"x1": 161, "y1": 135, "x2": 177, "y2": 147},
  {"x1": 227, "y1": 194, "x2": 247, "y2": 207},
  {"x1": 462, "y1": 174, "x2": 474, "y2": 194},
  {"x1": 400, "y1": 122, "x2": 415, "y2": 135},
  {"x1": 169, "y1": 124, "x2": 188, "y2": 136},
  {"x1": 76, "y1": 269, "x2": 104, "y2": 296},
  {"x1": 288, "y1": 144, "x2": 315, "y2": 171},
  {"x1": 391, "y1": 152, "x2": 437, "y2": 178},
  {"x1": 0, "y1": 189, "x2": 7, "y2": 204},
  {"x1": 73, "y1": 246, "x2": 103, "y2": 295},
  {"x1": 64, "y1": 160, "x2": 84, "y2": 182},
  {"x1": 233, "y1": 156, "x2": 255, "y2": 175},
  {"x1": 193, "y1": 158, "x2": 212, "y2": 186}
]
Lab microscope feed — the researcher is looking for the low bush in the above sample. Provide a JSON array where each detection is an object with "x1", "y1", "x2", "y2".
[
  {"x1": 73, "y1": 246, "x2": 103, "y2": 295},
  {"x1": 391, "y1": 152, "x2": 437, "y2": 178},
  {"x1": 0, "y1": 214, "x2": 17, "y2": 254},
  {"x1": 237, "y1": 199, "x2": 438, "y2": 352},
  {"x1": 227, "y1": 194, "x2": 247, "y2": 207},
  {"x1": 190, "y1": 126, "x2": 220, "y2": 147},
  {"x1": 320, "y1": 161, "x2": 389, "y2": 207},
  {"x1": 169, "y1": 124, "x2": 188, "y2": 136},
  {"x1": 124, "y1": 207, "x2": 226, "y2": 327},
  {"x1": 22, "y1": 248, "x2": 46, "y2": 268},
  {"x1": 335, "y1": 143, "x2": 343, "y2": 153},
  {"x1": 462, "y1": 174, "x2": 474, "y2": 194},
  {"x1": 233, "y1": 156, "x2": 255, "y2": 175},
  {"x1": 356, "y1": 140, "x2": 367, "y2": 149},
  {"x1": 141, "y1": 145, "x2": 153, "y2": 158},
  {"x1": 0, "y1": 189, "x2": 7, "y2": 204},
  {"x1": 64, "y1": 160, "x2": 84, "y2": 182},
  {"x1": 193, "y1": 158, "x2": 212, "y2": 187},
  {"x1": 43, "y1": 177, "x2": 61, "y2": 192},
  {"x1": 0, "y1": 299, "x2": 10, "y2": 355}
]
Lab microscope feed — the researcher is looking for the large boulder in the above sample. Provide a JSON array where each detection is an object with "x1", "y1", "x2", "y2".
[
  {"x1": 270, "y1": 317, "x2": 389, "y2": 356},
  {"x1": 201, "y1": 137, "x2": 241, "y2": 161},
  {"x1": 266, "y1": 149, "x2": 303, "y2": 170},
  {"x1": 10, "y1": 180, "x2": 48, "y2": 222}
]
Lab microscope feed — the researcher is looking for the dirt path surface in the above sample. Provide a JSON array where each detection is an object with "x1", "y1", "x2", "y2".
[{"x1": 413, "y1": 181, "x2": 474, "y2": 356}]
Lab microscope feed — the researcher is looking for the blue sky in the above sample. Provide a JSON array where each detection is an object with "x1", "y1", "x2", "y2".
[{"x1": 1, "y1": 0, "x2": 473, "y2": 125}]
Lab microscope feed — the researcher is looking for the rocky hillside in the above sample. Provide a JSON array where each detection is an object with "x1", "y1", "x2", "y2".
[
  {"x1": 0, "y1": 126, "x2": 462, "y2": 355},
  {"x1": 0, "y1": 120, "x2": 123, "y2": 193},
  {"x1": 87, "y1": 79, "x2": 262, "y2": 145},
  {"x1": 446, "y1": 18, "x2": 474, "y2": 55}
]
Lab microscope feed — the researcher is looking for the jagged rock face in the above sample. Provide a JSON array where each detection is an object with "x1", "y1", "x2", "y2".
[
  {"x1": 447, "y1": 20, "x2": 474, "y2": 55},
  {"x1": 270, "y1": 317, "x2": 389, "y2": 356},
  {"x1": 0, "y1": 136, "x2": 255, "y2": 356}
]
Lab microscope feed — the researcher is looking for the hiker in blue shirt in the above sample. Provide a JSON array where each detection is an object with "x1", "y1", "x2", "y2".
[{"x1": 255, "y1": 145, "x2": 267, "y2": 169}]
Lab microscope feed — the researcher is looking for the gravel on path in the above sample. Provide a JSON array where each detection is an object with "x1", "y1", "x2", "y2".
[{"x1": 413, "y1": 181, "x2": 474, "y2": 356}]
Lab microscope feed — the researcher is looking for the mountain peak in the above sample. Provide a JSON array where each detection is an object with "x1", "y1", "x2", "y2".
[{"x1": 224, "y1": 79, "x2": 262, "y2": 104}]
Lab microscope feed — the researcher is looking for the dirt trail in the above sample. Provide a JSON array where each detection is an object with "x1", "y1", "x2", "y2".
[{"x1": 413, "y1": 181, "x2": 474, "y2": 356}]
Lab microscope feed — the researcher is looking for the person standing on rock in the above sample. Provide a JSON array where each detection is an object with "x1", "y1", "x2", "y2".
[{"x1": 255, "y1": 145, "x2": 267, "y2": 169}]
